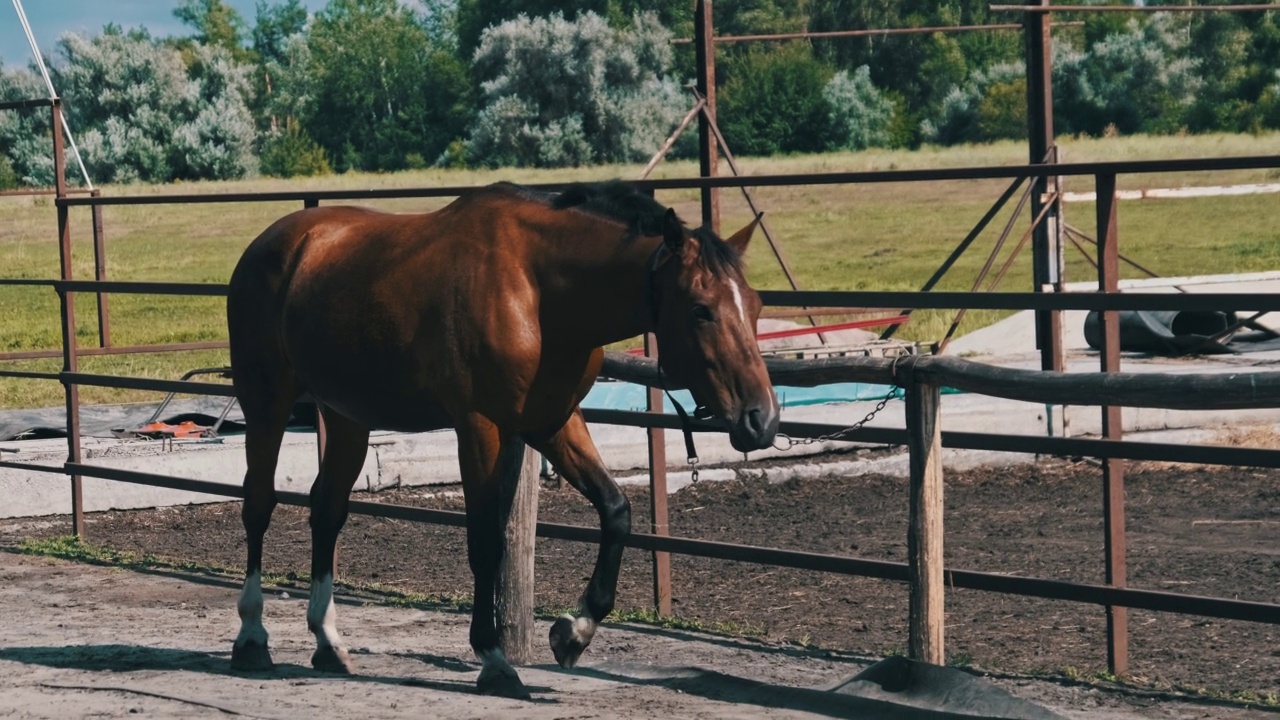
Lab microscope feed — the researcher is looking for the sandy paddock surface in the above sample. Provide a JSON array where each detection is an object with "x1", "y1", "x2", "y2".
[{"x1": 2, "y1": 461, "x2": 1279, "y2": 720}]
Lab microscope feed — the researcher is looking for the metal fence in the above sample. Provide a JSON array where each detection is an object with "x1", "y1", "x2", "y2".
[{"x1": 3, "y1": 147, "x2": 1280, "y2": 674}]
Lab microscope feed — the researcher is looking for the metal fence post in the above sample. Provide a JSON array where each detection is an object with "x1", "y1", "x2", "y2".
[
  {"x1": 52, "y1": 99, "x2": 85, "y2": 537},
  {"x1": 91, "y1": 189, "x2": 110, "y2": 348},
  {"x1": 694, "y1": 0, "x2": 720, "y2": 233},
  {"x1": 1096, "y1": 172, "x2": 1129, "y2": 675}
]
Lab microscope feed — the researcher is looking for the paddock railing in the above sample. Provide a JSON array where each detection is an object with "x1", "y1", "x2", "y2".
[{"x1": 3, "y1": 153, "x2": 1280, "y2": 676}]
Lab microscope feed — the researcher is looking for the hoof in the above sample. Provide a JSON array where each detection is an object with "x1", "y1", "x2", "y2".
[
  {"x1": 477, "y1": 663, "x2": 530, "y2": 700},
  {"x1": 230, "y1": 640, "x2": 274, "y2": 672},
  {"x1": 549, "y1": 615, "x2": 593, "y2": 669},
  {"x1": 311, "y1": 645, "x2": 356, "y2": 674}
]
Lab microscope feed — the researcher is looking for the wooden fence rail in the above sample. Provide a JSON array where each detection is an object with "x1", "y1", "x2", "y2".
[{"x1": 599, "y1": 350, "x2": 1280, "y2": 661}]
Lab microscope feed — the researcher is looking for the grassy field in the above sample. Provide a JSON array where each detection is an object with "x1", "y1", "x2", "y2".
[{"x1": 2, "y1": 132, "x2": 1279, "y2": 410}]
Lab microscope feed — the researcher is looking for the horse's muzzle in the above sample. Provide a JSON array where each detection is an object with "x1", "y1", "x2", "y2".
[{"x1": 728, "y1": 403, "x2": 779, "y2": 452}]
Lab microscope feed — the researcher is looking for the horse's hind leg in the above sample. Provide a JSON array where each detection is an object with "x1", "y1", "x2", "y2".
[
  {"x1": 306, "y1": 407, "x2": 370, "y2": 674},
  {"x1": 524, "y1": 409, "x2": 630, "y2": 669},
  {"x1": 230, "y1": 371, "x2": 298, "y2": 671},
  {"x1": 457, "y1": 414, "x2": 530, "y2": 699}
]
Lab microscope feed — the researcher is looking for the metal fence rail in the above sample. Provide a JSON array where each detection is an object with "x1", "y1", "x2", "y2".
[{"x1": 5, "y1": 149, "x2": 1280, "y2": 678}]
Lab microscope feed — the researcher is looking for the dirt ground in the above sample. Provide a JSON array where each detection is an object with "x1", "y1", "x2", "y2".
[{"x1": 1, "y1": 455, "x2": 1277, "y2": 718}]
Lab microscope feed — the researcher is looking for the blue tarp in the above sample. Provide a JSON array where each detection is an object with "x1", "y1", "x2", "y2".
[{"x1": 582, "y1": 381, "x2": 904, "y2": 413}]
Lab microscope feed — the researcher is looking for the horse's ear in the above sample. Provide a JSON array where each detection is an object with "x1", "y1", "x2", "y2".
[
  {"x1": 662, "y1": 208, "x2": 685, "y2": 254},
  {"x1": 724, "y1": 213, "x2": 762, "y2": 256}
]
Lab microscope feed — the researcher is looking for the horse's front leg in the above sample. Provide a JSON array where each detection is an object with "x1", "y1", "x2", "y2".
[
  {"x1": 525, "y1": 408, "x2": 631, "y2": 669},
  {"x1": 457, "y1": 414, "x2": 531, "y2": 699}
]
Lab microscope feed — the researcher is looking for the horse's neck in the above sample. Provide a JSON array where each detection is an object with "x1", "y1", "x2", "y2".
[{"x1": 535, "y1": 227, "x2": 660, "y2": 348}]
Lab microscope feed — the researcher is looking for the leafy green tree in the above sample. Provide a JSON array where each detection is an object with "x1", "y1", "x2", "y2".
[
  {"x1": 467, "y1": 11, "x2": 688, "y2": 167},
  {"x1": 260, "y1": 119, "x2": 331, "y2": 177},
  {"x1": 922, "y1": 62, "x2": 1025, "y2": 145},
  {"x1": 252, "y1": 0, "x2": 308, "y2": 66},
  {"x1": 808, "y1": 0, "x2": 1020, "y2": 143},
  {"x1": 717, "y1": 44, "x2": 837, "y2": 156},
  {"x1": 173, "y1": 0, "x2": 252, "y2": 62},
  {"x1": 1052, "y1": 15, "x2": 1200, "y2": 136},
  {"x1": 305, "y1": 0, "x2": 472, "y2": 171},
  {"x1": 0, "y1": 64, "x2": 54, "y2": 185},
  {"x1": 1181, "y1": 8, "x2": 1280, "y2": 132},
  {"x1": 50, "y1": 27, "x2": 257, "y2": 182},
  {"x1": 457, "y1": 0, "x2": 689, "y2": 59},
  {"x1": 822, "y1": 65, "x2": 895, "y2": 151}
]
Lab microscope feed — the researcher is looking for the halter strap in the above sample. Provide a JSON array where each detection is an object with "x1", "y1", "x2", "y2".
[{"x1": 646, "y1": 241, "x2": 705, "y2": 482}]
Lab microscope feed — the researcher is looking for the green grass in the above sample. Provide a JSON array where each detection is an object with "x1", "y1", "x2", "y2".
[{"x1": 4, "y1": 132, "x2": 1280, "y2": 409}]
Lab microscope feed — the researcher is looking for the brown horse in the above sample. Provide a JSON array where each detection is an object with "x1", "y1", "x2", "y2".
[{"x1": 225, "y1": 181, "x2": 779, "y2": 698}]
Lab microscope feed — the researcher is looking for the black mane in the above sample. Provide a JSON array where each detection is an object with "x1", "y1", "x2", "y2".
[{"x1": 496, "y1": 180, "x2": 743, "y2": 274}]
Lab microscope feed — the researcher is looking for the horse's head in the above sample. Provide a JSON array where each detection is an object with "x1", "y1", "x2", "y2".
[{"x1": 649, "y1": 210, "x2": 779, "y2": 452}]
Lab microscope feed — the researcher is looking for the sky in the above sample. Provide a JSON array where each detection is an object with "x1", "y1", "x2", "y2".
[{"x1": 1, "y1": 0, "x2": 328, "y2": 68}]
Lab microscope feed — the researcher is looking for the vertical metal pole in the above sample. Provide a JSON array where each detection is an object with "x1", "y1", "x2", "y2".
[
  {"x1": 906, "y1": 378, "x2": 945, "y2": 665},
  {"x1": 645, "y1": 333, "x2": 672, "y2": 616},
  {"x1": 1025, "y1": 0, "x2": 1063, "y2": 373},
  {"x1": 694, "y1": 0, "x2": 720, "y2": 233},
  {"x1": 53, "y1": 100, "x2": 84, "y2": 537},
  {"x1": 1095, "y1": 172, "x2": 1128, "y2": 676},
  {"x1": 91, "y1": 189, "x2": 110, "y2": 348}
]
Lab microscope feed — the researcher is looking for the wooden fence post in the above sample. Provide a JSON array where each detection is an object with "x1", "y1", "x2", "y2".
[
  {"x1": 646, "y1": 334, "x2": 673, "y2": 615},
  {"x1": 497, "y1": 444, "x2": 540, "y2": 665},
  {"x1": 906, "y1": 379, "x2": 945, "y2": 664}
]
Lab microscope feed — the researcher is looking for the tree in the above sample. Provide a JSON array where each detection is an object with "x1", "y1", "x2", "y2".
[
  {"x1": 252, "y1": 0, "x2": 308, "y2": 67},
  {"x1": 921, "y1": 61, "x2": 1025, "y2": 145},
  {"x1": 717, "y1": 43, "x2": 837, "y2": 156},
  {"x1": 1052, "y1": 15, "x2": 1201, "y2": 136},
  {"x1": 0, "y1": 64, "x2": 55, "y2": 186},
  {"x1": 823, "y1": 65, "x2": 895, "y2": 151},
  {"x1": 173, "y1": 0, "x2": 251, "y2": 61},
  {"x1": 51, "y1": 27, "x2": 257, "y2": 183},
  {"x1": 467, "y1": 11, "x2": 688, "y2": 168},
  {"x1": 808, "y1": 0, "x2": 1021, "y2": 145},
  {"x1": 304, "y1": 0, "x2": 472, "y2": 171},
  {"x1": 456, "y1": 0, "x2": 689, "y2": 59}
]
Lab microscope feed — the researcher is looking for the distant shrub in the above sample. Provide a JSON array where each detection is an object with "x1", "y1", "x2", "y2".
[
  {"x1": 1257, "y1": 70, "x2": 1280, "y2": 131},
  {"x1": 823, "y1": 66, "x2": 894, "y2": 151},
  {"x1": 0, "y1": 155, "x2": 18, "y2": 189},
  {"x1": 467, "y1": 11, "x2": 688, "y2": 168},
  {"x1": 52, "y1": 28, "x2": 258, "y2": 183},
  {"x1": 259, "y1": 122, "x2": 331, "y2": 178},
  {"x1": 718, "y1": 44, "x2": 836, "y2": 156},
  {"x1": 1052, "y1": 15, "x2": 1201, "y2": 136},
  {"x1": 977, "y1": 78, "x2": 1027, "y2": 142},
  {"x1": 921, "y1": 62, "x2": 1024, "y2": 145}
]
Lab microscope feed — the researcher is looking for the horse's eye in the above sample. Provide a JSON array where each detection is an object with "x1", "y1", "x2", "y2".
[{"x1": 692, "y1": 304, "x2": 714, "y2": 323}]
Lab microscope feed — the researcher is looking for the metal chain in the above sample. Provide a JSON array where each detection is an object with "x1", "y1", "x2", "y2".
[{"x1": 772, "y1": 385, "x2": 900, "y2": 451}]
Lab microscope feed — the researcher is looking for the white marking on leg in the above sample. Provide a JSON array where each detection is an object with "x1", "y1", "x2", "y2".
[
  {"x1": 307, "y1": 574, "x2": 343, "y2": 650},
  {"x1": 235, "y1": 570, "x2": 268, "y2": 648},
  {"x1": 565, "y1": 612, "x2": 598, "y2": 647},
  {"x1": 728, "y1": 279, "x2": 748, "y2": 328}
]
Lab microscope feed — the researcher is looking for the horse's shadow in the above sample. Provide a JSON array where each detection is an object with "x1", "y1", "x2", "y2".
[
  {"x1": 533, "y1": 661, "x2": 900, "y2": 720},
  {"x1": 0, "y1": 644, "x2": 553, "y2": 699}
]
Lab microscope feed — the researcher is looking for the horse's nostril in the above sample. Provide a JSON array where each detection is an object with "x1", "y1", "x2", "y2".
[{"x1": 747, "y1": 407, "x2": 765, "y2": 438}]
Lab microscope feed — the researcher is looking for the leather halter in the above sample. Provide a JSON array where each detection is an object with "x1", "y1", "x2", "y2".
[{"x1": 645, "y1": 241, "x2": 709, "y2": 481}]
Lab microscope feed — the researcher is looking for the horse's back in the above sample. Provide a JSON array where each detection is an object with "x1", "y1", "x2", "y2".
[{"x1": 227, "y1": 195, "x2": 548, "y2": 431}]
